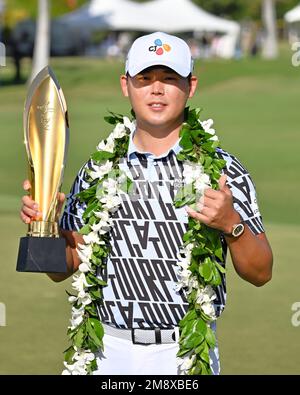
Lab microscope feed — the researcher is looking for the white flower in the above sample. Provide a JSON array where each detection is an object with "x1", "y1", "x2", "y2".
[
  {"x1": 72, "y1": 273, "x2": 91, "y2": 294},
  {"x1": 96, "y1": 136, "x2": 115, "y2": 153},
  {"x1": 183, "y1": 161, "x2": 204, "y2": 185},
  {"x1": 83, "y1": 232, "x2": 100, "y2": 245},
  {"x1": 77, "y1": 244, "x2": 93, "y2": 263},
  {"x1": 78, "y1": 262, "x2": 91, "y2": 273},
  {"x1": 62, "y1": 369, "x2": 71, "y2": 375},
  {"x1": 196, "y1": 286, "x2": 217, "y2": 320},
  {"x1": 123, "y1": 116, "x2": 136, "y2": 133},
  {"x1": 175, "y1": 243, "x2": 195, "y2": 291},
  {"x1": 196, "y1": 285, "x2": 216, "y2": 304},
  {"x1": 194, "y1": 173, "x2": 211, "y2": 195},
  {"x1": 76, "y1": 242, "x2": 93, "y2": 273},
  {"x1": 103, "y1": 177, "x2": 118, "y2": 195},
  {"x1": 68, "y1": 296, "x2": 77, "y2": 303},
  {"x1": 90, "y1": 160, "x2": 113, "y2": 180},
  {"x1": 175, "y1": 268, "x2": 192, "y2": 291},
  {"x1": 62, "y1": 349, "x2": 95, "y2": 375},
  {"x1": 100, "y1": 194, "x2": 122, "y2": 212},
  {"x1": 202, "y1": 302, "x2": 216, "y2": 319},
  {"x1": 200, "y1": 118, "x2": 219, "y2": 141},
  {"x1": 71, "y1": 304, "x2": 85, "y2": 317},
  {"x1": 74, "y1": 350, "x2": 95, "y2": 363},
  {"x1": 68, "y1": 304, "x2": 85, "y2": 330},
  {"x1": 78, "y1": 292, "x2": 92, "y2": 306},
  {"x1": 69, "y1": 315, "x2": 83, "y2": 330},
  {"x1": 91, "y1": 219, "x2": 113, "y2": 235},
  {"x1": 201, "y1": 119, "x2": 214, "y2": 133},
  {"x1": 177, "y1": 354, "x2": 196, "y2": 374},
  {"x1": 94, "y1": 211, "x2": 110, "y2": 222},
  {"x1": 112, "y1": 123, "x2": 127, "y2": 139},
  {"x1": 63, "y1": 361, "x2": 87, "y2": 375}
]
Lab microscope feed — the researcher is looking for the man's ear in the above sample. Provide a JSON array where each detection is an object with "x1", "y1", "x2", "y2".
[
  {"x1": 120, "y1": 75, "x2": 129, "y2": 97},
  {"x1": 188, "y1": 76, "x2": 198, "y2": 98}
]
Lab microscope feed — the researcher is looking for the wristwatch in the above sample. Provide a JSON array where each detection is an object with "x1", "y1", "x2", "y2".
[{"x1": 224, "y1": 220, "x2": 245, "y2": 238}]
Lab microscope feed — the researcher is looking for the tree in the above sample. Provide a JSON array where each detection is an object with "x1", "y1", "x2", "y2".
[
  {"x1": 29, "y1": 0, "x2": 50, "y2": 84},
  {"x1": 262, "y1": 0, "x2": 278, "y2": 59}
]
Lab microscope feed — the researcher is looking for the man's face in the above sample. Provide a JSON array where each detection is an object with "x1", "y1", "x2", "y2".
[{"x1": 120, "y1": 66, "x2": 198, "y2": 132}]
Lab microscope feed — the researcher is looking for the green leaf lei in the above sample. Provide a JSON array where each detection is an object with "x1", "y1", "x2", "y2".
[{"x1": 62, "y1": 107, "x2": 226, "y2": 375}]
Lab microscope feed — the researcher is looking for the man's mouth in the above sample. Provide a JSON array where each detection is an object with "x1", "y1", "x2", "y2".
[{"x1": 148, "y1": 102, "x2": 167, "y2": 110}]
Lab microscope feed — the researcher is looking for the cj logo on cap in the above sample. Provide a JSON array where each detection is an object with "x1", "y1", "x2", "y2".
[{"x1": 149, "y1": 39, "x2": 171, "y2": 56}]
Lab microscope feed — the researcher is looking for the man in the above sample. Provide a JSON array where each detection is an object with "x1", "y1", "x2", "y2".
[{"x1": 20, "y1": 32, "x2": 273, "y2": 375}]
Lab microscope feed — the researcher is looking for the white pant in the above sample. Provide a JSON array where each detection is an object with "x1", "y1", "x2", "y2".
[{"x1": 94, "y1": 324, "x2": 220, "y2": 375}]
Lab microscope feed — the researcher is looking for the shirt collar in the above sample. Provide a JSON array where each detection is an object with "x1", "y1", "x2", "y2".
[{"x1": 127, "y1": 127, "x2": 182, "y2": 161}]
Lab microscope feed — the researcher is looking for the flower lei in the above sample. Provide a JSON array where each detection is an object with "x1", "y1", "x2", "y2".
[{"x1": 62, "y1": 107, "x2": 226, "y2": 375}]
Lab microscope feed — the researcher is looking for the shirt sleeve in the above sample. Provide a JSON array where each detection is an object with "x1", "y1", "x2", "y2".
[
  {"x1": 218, "y1": 149, "x2": 265, "y2": 235},
  {"x1": 59, "y1": 159, "x2": 93, "y2": 232}
]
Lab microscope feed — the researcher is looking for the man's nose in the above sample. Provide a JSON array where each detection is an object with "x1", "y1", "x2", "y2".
[{"x1": 151, "y1": 80, "x2": 164, "y2": 95}]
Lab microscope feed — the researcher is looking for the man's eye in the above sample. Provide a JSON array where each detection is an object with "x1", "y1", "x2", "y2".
[
  {"x1": 165, "y1": 76, "x2": 176, "y2": 81},
  {"x1": 138, "y1": 75, "x2": 150, "y2": 81}
]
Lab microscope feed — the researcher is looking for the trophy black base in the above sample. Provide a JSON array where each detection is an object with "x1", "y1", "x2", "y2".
[{"x1": 16, "y1": 236, "x2": 68, "y2": 273}]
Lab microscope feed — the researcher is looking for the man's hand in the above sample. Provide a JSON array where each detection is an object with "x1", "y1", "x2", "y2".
[
  {"x1": 186, "y1": 174, "x2": 273, "y2": 286},
  {"x1": 185, "y1": 174, "x2": 240, "y2": 233},
  {"x1": 20, "y1": 179, "x2": 65, "y2": 224},
  {"x1": 20, "y1": 179, "x2": 82, "y2": 282}
]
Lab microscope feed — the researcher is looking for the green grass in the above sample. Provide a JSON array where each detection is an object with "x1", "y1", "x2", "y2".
[{"x1": 0, "y1": 45, "x2": 299, "y2": 374}]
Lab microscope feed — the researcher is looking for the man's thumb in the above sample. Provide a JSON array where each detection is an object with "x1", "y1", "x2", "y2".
[
  {"x1": 56, "y1": 192, "x2": 65, "y2": 219},
  {"x1": 218, "y1": 174, "x2": 228, "y2": 191}
]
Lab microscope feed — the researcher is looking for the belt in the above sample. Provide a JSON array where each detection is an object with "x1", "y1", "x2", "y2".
[{"x1": 103, "y1": 324, "x2": 178, "y2": 345}]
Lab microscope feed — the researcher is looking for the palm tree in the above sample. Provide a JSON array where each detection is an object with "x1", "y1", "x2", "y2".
[
  {"x1": 29, "y1": 0, "x2": 50, "y2": 84},
  {"x1": 262, "y1": 0, "x2": 278, "y2": 59}
]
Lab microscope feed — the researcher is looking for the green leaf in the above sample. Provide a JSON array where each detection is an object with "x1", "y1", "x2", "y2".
[
  {"x1": 64, "y1": 346, "x2": 76, "y2": 364},
  {"x1": 76, "y1": 185, "x2": 97, "y2": 201},
  {"x1": 92, "y1": 151, "x2": 115, "y2": 162},
  {"x1": 176, "y1": 348, "x2": 192, "y2": 358},
  {"x1": 82, "y1": 200, "x2": 99, "y2": 220},
  {"x1": 119, "y1": 177, "x2": 133, "y2": 194},
  {"x1": 104, "y1": 116, "x2": 117, "y2": 125},
  {"x1": 205, "y1": 327, "x2": 216, "y2": 349},
  {"x1": 179, "y1": 131, "x2": 194, "y2": 150},
  {"x1": 215, "y1": 261, "x2": 226, "y2": 274},
  {"x1": 195, "y1": 318, "x2": 207, "y2": 336},
  {"x1": 73, "y1": 326, "x2": 86, "y2": 349},
  {"x1": 174, "y1": 184, "x2": 195, "y2": 207},
  {"x1": 79, "y1": 224, "x2": 91, "y2": 236},
  {"x1": 89, "y1": 318, "x2": 104, "y2": 339},
  {"x1": 199, "y1": 261, "x2": 213, "y2": 282},
  {"x1": 86, "y1": 318, "x2": 104, "y2": 348},
  {"x1": 214, "y1": 245, "x2": 224, "y2": 261}
]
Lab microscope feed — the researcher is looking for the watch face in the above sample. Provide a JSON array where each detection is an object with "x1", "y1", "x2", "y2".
[{"x1": 233, "y1": 223, "x2": 244, "y2": 237}]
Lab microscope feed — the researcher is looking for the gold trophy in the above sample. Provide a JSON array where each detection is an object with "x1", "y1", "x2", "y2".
[{"x1": 16, "y1": 66, "x2": 69, "y2": 273}]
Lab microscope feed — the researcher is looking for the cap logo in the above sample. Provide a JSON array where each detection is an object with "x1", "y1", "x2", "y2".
[{"x1": 148, "y1": 38, "x2": 171, "y2": 56}]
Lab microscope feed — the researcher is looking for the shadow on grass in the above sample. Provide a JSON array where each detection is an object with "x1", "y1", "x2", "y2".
[{"x1": 0, "y1": 76, "x2": 27, "y2": 86}]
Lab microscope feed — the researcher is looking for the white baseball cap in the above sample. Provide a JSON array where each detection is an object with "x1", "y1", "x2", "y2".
[{"x1": 125, "y1": 32, "x2": 194, "y2": 78}]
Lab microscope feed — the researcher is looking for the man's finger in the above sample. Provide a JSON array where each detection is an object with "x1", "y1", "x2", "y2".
[
  {"x1": 22, "y1": 195, "x2": 38, "y2": 209},
  {"x1": 58, "y1": 192, "x2": 66, "y2": 203},
  {"x1": 23, "y1": 180, "x2": 31, "y2": 191},
  {"x1": 22, "y1": 204, "x2": 41, "y2": 217},
  {"x1": 204, "y1": 188, "x2": 220, "y2": 200},
  {"x1": 185, "y1": 206, "x2": 210, "y2": 224},
  {"x1": 218, "y1": 174, "x2": 227, "y2": 191},
  {"x1": 20, "y1": 211, "x2": 31, "y2": 224}
]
